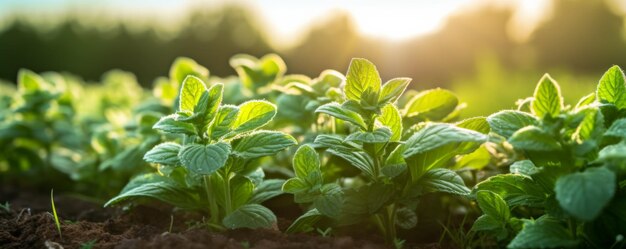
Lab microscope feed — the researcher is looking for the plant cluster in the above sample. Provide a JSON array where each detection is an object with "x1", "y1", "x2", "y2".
[{"x1": 1, "y1": 54, "x2": 624, "y2": 248}]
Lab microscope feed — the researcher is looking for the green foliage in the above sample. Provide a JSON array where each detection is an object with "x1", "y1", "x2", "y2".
[
  {"x1": 283, "y1": 58, "x2": 484, "y2": 244},
  {"x1": 106, "y1": 74, "x2": 296, "y2": 230},
  {"x1": 475, "y1": 65, "x2": 626, "y2": 248}
]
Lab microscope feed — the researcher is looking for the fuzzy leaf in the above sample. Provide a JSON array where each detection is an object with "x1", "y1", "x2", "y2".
[
  {"x1": 555, "y1": 167, "x2": 616, "y2": 221},
  {"x1": 178, "y1": 143, "x2": 231, "y2": 175},
  {"x1": 222, "y1": 204, "x2": 277, "y2": 229},
  {"x1": 345, "y1": 127, "x2": 392, "y2": 144},
  {"x1": 153, "y1": 114, "x2": 196, "y2": 135},
  {"x1": 509, "y1": 126, "x2": 561, "y2": 151},
  {"x1": 144, "y1": 142, "x2": 181, "y2": 165},
  {"x1": 487, "y1": 110, "x2": 538, "y2": 138},
  {"x1": 230, "y1": 100, "x2": 276, "y2": 134},
  {"x1": 233, "y1": 131, "x2": 296, "y2": 159},
  {"x1": 286, "y1": 209, "x2": 323, "y2": 234},
  {"x1": 508, "y1": 217, "x2": 578, "y2": 249},
  {"x1": 377, "y1": 104, "x2": 403, "y2": 141},
  {"x1": 316, "y1": 102, "x2": 367, "y2": 130},
  {"x1": 179, "y1": 76, "x2": 207, "y2": 113},
  {"x1": 293, "y1": 145, "x2": 320, "y2": 178},
  {"x1": 531, "y1": 74, "x2": 563, "y2": 118},
  {"x1": 344, "y1": 58, "x2": 381, "y2": 102},
  {"x1": 476, "y1": 190, "x2": 510, "y2": 222},
  {"x1": 404, "y1": 88, "x2": 458, "y2": 121},
  {"x1": 420, "y1": 168, "x2": 470, "y2": 196},
  {"x1": 597, "y1": 65, "x2": 626, "y2": 109},
  {"x1": 378, "y1": 78, "x2": 411, "y2": 104}
]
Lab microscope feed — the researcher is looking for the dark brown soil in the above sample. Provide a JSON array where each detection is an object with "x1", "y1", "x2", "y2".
[{"x1": 0, "y1": 187, "x2": 444, "y2": 249}]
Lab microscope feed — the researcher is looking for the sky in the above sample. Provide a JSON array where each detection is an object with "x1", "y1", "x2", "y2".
[{"x1": 0, "y1": 0, "x2": 624, "y2": 47}]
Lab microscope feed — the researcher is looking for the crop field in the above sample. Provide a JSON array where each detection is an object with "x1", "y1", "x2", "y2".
[{"x1": 1, "y1": 54, "x2": 625, "y2": 249}]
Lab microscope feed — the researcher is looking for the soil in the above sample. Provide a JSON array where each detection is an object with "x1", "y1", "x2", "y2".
[{"x1": 0, "y1": 186, "x2": 445, "y2": 249}]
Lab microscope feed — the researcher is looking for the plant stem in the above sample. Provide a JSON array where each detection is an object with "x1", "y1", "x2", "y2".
[
  {"x1": 203, "y1": 175, "x2": 220, "y2": 226},
  {"x1": 223, "y1": 172, "x2": 233, "y2": 215}
]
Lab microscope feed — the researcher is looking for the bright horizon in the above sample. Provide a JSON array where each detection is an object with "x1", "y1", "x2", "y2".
[{"x1": 1, "y1": 0, "x2": 624, "y2": 47}]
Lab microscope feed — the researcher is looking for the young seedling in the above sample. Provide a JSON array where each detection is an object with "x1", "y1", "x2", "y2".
[
  {"x1": 474, "y1": 66, "x2": 626, "y2": 248},
  {"x1": 51, "y1": 189, "x2": 62, "y2": 239},
  {"x1": 106, "y1": 75, "x2": 297, "y2": 230},
  {"x1": 283, "y1": 58, "x2": 487, "y2": 244}
]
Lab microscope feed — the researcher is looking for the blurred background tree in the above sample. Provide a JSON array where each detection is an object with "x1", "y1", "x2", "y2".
[{"x1": 1, "y1": 0, "x2": 625, "y2": 115}]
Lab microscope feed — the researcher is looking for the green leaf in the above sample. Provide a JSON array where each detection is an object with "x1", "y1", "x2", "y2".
[
  {"x1": 18, "y1": 69, "x2": 45, "y2": 92},
  {"x1": 344, "y1": 58, "x2": 381, "y2": 102},
  {"x1": 210, "y1": 105, "x2": 239, "y2": 140},
  {"x1": 531, "y1": 74, "x2": 563, "y2": 118},
  {"x1": 230, "y1": 100, "x2": 277, "y2": 134},
  {"x1": 144, "y1": 142, "x2": 181, "y2": 165},
  {"x1": 178, "y1": 143, "x2": 231, "y2": 175},
  {"x1": 403, "y1": 123, "x2": 487, "y2": 158},
  {"x1": 508, "y1": 216, "x2": 578, "y2": 249},
  {"x1": 314, "y1": 184, "x2": 343, "y2": 218},
  {"x1": 315, "y1": 102, "x2": 367, "y2": 130},
  {"x1": 179, "y1": 76, "x2": 207, "y2": 113},
  {"x1": 250, "y1": 179, "x2": 285, "y2": 204},
  {"x1": 555, "y1": 167, "x2": 616, "y2": 221},
  {"x1": 377, "y1": 104, "x2": 403, "y2": 141},
  {"x1": 169, "y1": 57, "x2": 209, "y2": 86},
  {"x1": 420, "y1": 168, "x2": 470, "y2": 196},
  {"x1": 453, "y1": 145, "x2": 491, "y2": 170},
  {"x1": 327, "y1": 147, "x2": 375, "y2": 179},
  {"x1": 105, "y1": 176, "x2": 197, "y2": 209},
  {"x1": 471, "y1": 214, "x2": 502, "y2": 232},
  {"x1": 339, "y1": 183, "x2": 393, "y2": 225},
  {"x1": 572, "y1": 108, "x2": 603, "y2": 141},
  {"x1": 509, "y1": 160, "x2": 540, "y2": 177},
  {"x1": 293, "y1": 145, "x2": 320, "y2": 178},
  {"x1": 282, "y1": 178, "x2": 309, "y2": 194},
  {"x1": 396, "y1": 207, "x2": 418, "y2": 229},
  {"x1": 487, "y1": 110, "x2": 538, "y2": 138},
  {"x1": 153, "y1": 114, "x2": 197, "y2": 135},
  {"x1": 378, "y1": 78, "x2": 411, "y2": 104},
  {"x1": 222, "y1": 204, "x2": 277, "y2": 229},
  {"x1": 456, "y1": 117, "x2": 491, "y2": 135},
  {"x1": 345, "y1": 127, "x2": 392, "y2": 144},
  {"x1": 509, "y1": 126, "x2": 561, "y2": 151},
  {"x1": 575, "y1": 92, "x2": 596, "y2": 110},
  {"x1": 475, "y1": 174, "x2": 546, "y2": 207},
  {"x1": 476, "y1": 190, "x2": 510, "y2": 222},
  {"x1": 230, "y1": 176, "x2": 254, "y2": 210},
  {"x1": 605, "y1": 118, "x2": 626, "y2": 139},
  {"x1": 598, "y1": 142, "x2": 626, "y2": 161},
  {"x1": 195, "y1": 83, "x2": 223, "y2": 124},
  {"x1": 233, "y1": 131, "x2": 296, "y2": 159},
  {"x1": 597, "y1": 65, "x2": 626, "y2": 109},
  {"x1": 286, "y1": 209, "x2": 323, "y2": 234},
  {"x1": 404, "y1": 88, "x2": 458, "y2": 121}
]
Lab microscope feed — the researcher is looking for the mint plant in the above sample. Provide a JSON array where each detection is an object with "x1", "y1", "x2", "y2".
[
  {"x1": 473, "y1": 66, "x2": 626, "y2": 248},
  {"x1": 105, "y1": 75, "x2": 297, "y2": 230},
  {"x1": 282, "y1": 58, "x2": 487, "y2": 243}
]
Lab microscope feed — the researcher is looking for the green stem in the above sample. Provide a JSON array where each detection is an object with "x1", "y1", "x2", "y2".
[
  {"x1": 203, "y1": 175, "x2": 220, "y2": 225},
  {"x1": 223, "y1": 172, "x2": 233, "y2": 215}
]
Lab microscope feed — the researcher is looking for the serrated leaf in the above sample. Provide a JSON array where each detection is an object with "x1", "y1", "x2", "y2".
[
  {"x1": 179, "y1": 76, "x2": 207, "y2": 113},
  {"x1": 230, "y1": 176, "x2": 254, "y2": 210},
  {"x1": 282, "y1": 178, "x2": 308, "y2": 194},
  {"x1": 508, "y1": 217, "x2": 578, "y2": 249},
  {"x1": 345, "y1": 127, "x2": 392, "y2": 144},
  {"x1": 327, "y1": 147, "x2": 375, "y2": 179},
  {"x1": 144, "y1": 142, "x2": 181, "y2": 165},
  {"x1": 210, "y1": 105, "x2": 239, "y2": 140},
  {"x1": 475, "y1": 174, "x2": 546, "y2": 207},
  {"x1": 377, "y1": 104, "x2": 403, "y2": 141},
  {"x1": 378, "y1": 78, "x2": 411, "y2": 104},
  {"x1": 597, "y1": 65, "x2": 626, "y2": 109},
  {"x1": 420, "y1": 168, "x2": 470, "y2": 196},
  {"x1": 153, "y1": 114, "x2": 196, "y2": 135},
  {"x1": 293, "y1": 145, "x2": 320, "y2": 178},
  {"x1": 222, "y1": 204, "x2": 277, "y2": 229},
  {"x1": 230, "y1": 100, "x2": 276, "y2": 134},
  {"x1": 404, "y1": 88, "x2": 458, "y2": 121},
  {"x1": 286, "y1": 209, "x2": 323, "y2": 234},
  {"x1": 315, "y1": 102, "x2": 367, "y2": 130},
  {"x1": 509, "y1": 126, "x2": 561, "y2": 151},
  {"x1": 314, "y1": 184, "x2": 343, "y2": 218},
  {"x1": 250, "y1": 179, "x2": 285, "y2": 204},
  {"x1": 532, "y1": 74, "x2": 563, "y2": 118},
  {"x1": 476, "y1": 190, "x2": 510, "y2": 222},
  {"x1": 575, "y1": 93, "x2": 596, "y2": 110},
  {"x1": 178, "y1": 143, "x2": 231, "y2": 175},
  {"x1": 487, "y1": 110, "x2": 538, "y2": 138},
  {"x1": 344, "y1": 58, "x2": 381, "y2": 102},
  {"x1": 572, "y1": 108, "x2": 603, "y2": 141},
  {"x1": 195, "y1": 83, "x2": 223, "y2": 124},
  {"x1": 233, "y1": 131, "x2": 296, "y2": 159},
  {"x1": 403, "y1": 123, "x2": 487, "y2": 158},
  {"x1": 555, "y1": 167, "x2": 616, "y2": 221}
]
